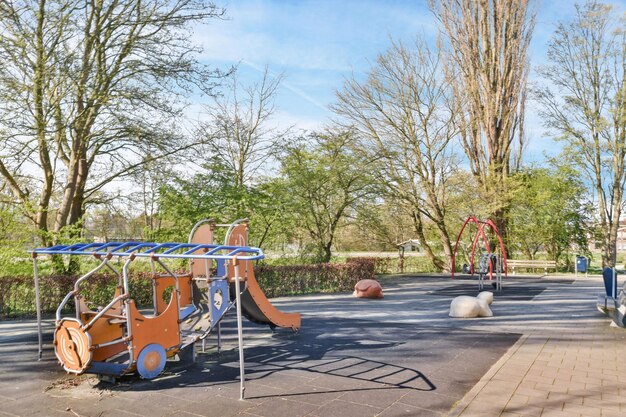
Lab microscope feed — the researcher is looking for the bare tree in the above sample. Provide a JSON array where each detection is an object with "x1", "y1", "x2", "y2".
[
  {"x1": 0, "y1": 0, "x2": 225, "y2": 245},
  {"x1": 334, "y1": 38, "x2": 458, "y2": 271},
  {"x1": 431, "y1": 0, "x2": 535, "y2": 240},
  {"x1": 198, "y1": 67, "x2": 288, "y2": 190},
  {"x1": 536, "y1": 1, "x2": 625, "y2": 267}
]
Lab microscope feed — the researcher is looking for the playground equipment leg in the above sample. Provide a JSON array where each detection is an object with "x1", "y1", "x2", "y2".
[
  {"x1": 122, "y1": 258, "x2": 136, "y2": 361},
  {"x1": 217, "y1": 322, "x2": 221, "y2": 353},
  {"x1": 234, "y1": 263, "x2": 246, "y2": 400},
  {"x1": 33, "y1": 257, "x2": 42, "y2": 360}
]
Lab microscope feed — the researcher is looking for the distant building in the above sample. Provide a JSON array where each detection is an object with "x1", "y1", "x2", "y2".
[
  {"x1": 397, "y1": 239, "x2": 420, "y2": 253},
  {"x1": 589, "y1": 220, "x2": 626, "y2": 251}
]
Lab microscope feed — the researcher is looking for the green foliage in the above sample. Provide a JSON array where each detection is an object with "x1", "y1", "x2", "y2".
[
  {"x1": 156, "y1": 159, "x2": 240, "y2": 241},
  {"x1": 155, "y1": 158, "x2": 295, "y2": 249},
  {"x1": 1, "y1": 258, "x2": 378, "y2": 317},
  {"x1": 255, "y1": 258, "x2": 376, "y2": 297},
  {"x1": 246, "y1": 178, "x2": 300, "y2": 249},
  {"x1": 507, "y1": 164, "x2": 590, "y2": 265},
  {"x1": 0, "y1": 273, "x2": 155, "y2": 318},
  {"x1": 369, "y1": 256, "x2": 438, "y2": 274},
  {"x1": 46, "y1": 222, "x2": 87, "y2": 275},
  {"x1": 536, "y1": 1, "x2": 625, "y2": 267},
  {"x1": 343, "y1": 202, "x2": 414, "y2": 252},
  {"x1": 0, "y1": 247, "x2": 35, "y2": 277},
  {"x1": 0, "y1": 204, "x2": 38, "y2": 277},
  {"x1": 280, "y1": 131, "x2": 375, "y2": 262}
]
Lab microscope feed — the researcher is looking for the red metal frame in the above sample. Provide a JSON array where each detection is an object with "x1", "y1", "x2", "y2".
[{"x1": 451, "y1": 216, "x2": 508, "y2": 280}]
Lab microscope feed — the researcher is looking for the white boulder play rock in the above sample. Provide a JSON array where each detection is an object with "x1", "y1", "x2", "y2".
[
  {"x1": 477, "y1": 291, "x2": 494, "y2": 305},
  {"x1": 449, "y1": 293, "x2": 494, "y2": 318}
]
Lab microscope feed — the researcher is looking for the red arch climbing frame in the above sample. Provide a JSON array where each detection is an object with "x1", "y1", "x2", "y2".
[{"x1": 451, "y1": 216, "x2": 508, "y2": 280}]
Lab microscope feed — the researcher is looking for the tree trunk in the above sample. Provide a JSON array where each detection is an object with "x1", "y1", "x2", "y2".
[
  {"x1": 434, "y1": 220, "x2": 453, "y2": 272},
  {"x1": 412, "y1": 211, "x2": 444, "y2": 271},
  {"x1": 606, "y1": 201, "x2": 621, "y2": 268},
  {"x1": 492, "y1": 206, "x2": 509, "y2": 259},
  {"x1": 321, "y1": 242, "x2": 333, "y2": 264},
  {"x1": 33, "y1": 0, "x2": 54, "y2": 245}
]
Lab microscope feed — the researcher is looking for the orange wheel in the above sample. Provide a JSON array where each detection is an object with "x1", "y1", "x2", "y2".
[{"x1": 54, "y1": 318, "x2": 92, "y2": 374}]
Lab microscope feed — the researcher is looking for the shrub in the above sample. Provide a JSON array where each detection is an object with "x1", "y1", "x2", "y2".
[
  {"x1": 0, "y1": 273, "x2": 155, "y2": 318},
  {"x1": 0, "y1": 258, "x2": 377, "y2": 317},
  {"x1": 254, "y1": 257, "x2": 376, "y2": 298},
  {"x1": 349, "y1": 256, "x2": 436, "y2": 275}
]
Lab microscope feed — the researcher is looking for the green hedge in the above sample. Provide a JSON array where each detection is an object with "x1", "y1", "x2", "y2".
[
  {"x1": 368, "y1": 256, "x2": 436, "y2": 274},
  {"x1": 0, "y1": 258, "x2": 376, "y2": 318},
  {"x1": 0, "y1": 273, "x2": 156, "y2": 318},
  {"x1": 255, "y1": 257, "x2": 375, "y2": 298}
]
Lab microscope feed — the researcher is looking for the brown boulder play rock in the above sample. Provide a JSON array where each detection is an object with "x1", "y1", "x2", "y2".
[{"x1": 353, "y1": 279, "x2": 384, "y2": 299}]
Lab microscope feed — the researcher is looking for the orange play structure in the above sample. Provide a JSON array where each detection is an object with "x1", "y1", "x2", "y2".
[
  {"x1": 31, "y1": 219, "x2": 300, "y2": 399},
  {"x1": 224, "y1": 222, "x2": 301, "y2": 330}
]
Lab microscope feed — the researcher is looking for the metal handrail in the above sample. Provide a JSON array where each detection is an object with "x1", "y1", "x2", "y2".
[
  {"x1": 55, "y1": 258, "x2": 113, "y2": 321},
  {"x1": 82, "y1": 293, "x2": 128, "y2": 331}
]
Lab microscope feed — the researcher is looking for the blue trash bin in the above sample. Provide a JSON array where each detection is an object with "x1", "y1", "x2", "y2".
[
  {"x1": 575, "y1": 256, "x2": 588, "y2": 273},
  {"x1": 602, "y1": 267, "x2": 617, "y2": 298}
]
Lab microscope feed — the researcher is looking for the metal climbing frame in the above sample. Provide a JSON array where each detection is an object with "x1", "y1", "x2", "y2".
[
  {"x1": 30, "y1": 240, "x2": 263, "y2": 400},
  {"x1": 451, "y1": 216, "x2": 508, "y2": 283}
]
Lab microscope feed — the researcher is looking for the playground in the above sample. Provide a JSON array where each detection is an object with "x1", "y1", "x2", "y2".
[{"x1": 2, "y1": 270, "x2": 625, "y2": 417}]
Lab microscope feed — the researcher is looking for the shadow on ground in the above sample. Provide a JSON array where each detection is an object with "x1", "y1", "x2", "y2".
[
  {"x1": 0, "y1": 276, "x2": 525, "y2": 417},
  {"x1": 98, "y1": 316, "x2": 519, "y2": 403}
]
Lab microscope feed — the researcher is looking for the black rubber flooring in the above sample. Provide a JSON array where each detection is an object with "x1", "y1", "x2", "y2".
[
  {"x1": 429, "y1": 282, "x2": 546, "y2": 300},
  {"x1": 1, "y1": 303, "x2": 521, "y2": 416}
]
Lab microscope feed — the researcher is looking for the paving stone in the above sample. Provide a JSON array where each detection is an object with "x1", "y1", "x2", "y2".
[
  {"x1": 262, "y1": 384, "x2": 343, "y2": 405},
  {"x1": 312, "y1": 398, "x2": 382, "y2": 417},
  {"x1": 376, "y1": 402, "x2": 443, "y2": 417},
  {"x1": 3, "y1": 393, "x2": 75, "y2": 417},
  {"x1": 561, "y1": 403, "x2": 601, "y2": 417},
  {"x1": 337, "y1": 386, "x2": 408, "y2": 409},
  {"x1": 0, "y1": 379, "x2": 51, "y2": 400},
  {"x1": 179, "y1": 395, "x2": 254, "y2": 417},
  {"x1": 502, "y1": 404, "x2": 543, "y2": 417},
  {"x1": 246, "y1": 397, "x2": 318, "y2": 417},
  {"x1": 398, "y1": 390, "x2": 456, "y2": 414}
]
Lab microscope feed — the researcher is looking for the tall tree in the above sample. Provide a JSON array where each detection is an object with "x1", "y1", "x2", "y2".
[
  {"x1": 156, "y1": 167, "x2": 295, "y2": 249},
  {"x1": 508, "y1": 166, "x2": 590, "y2": 265},
  {"x1": 0, "y1": 0, "x2": 225, "y2": 245},
  {"x1": 198, "y1": 67, "x2": 288, "y2": 190},
  {"x1": 281, "y1": 130, "x2": 373, "y2": 263},
  {"x1": 335, "y1": 38, "x2": 458, "y2": 271},
  {"x1": 431, "y1": 0, "x2": 535, "y2": 243},
  {"x1": 156, "y1": 159, "x2": 240, "y2": 241},
  {"x1": 536, "y1": 1, "x2": 625, "y2": 268}
]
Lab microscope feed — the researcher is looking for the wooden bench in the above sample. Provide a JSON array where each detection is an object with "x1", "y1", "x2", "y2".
[{"x1": 507, "y1": 259, "x2": 557, "y2": 275}]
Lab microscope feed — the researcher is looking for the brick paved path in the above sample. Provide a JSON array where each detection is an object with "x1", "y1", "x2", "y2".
[{"x1": 450, "y1": 277, "x2": 626, "y2": 417}]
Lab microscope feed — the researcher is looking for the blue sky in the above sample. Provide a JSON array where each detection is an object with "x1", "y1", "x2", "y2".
[{"x1": 194, "y1": 0, "x2": 626, "y2": 162}]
